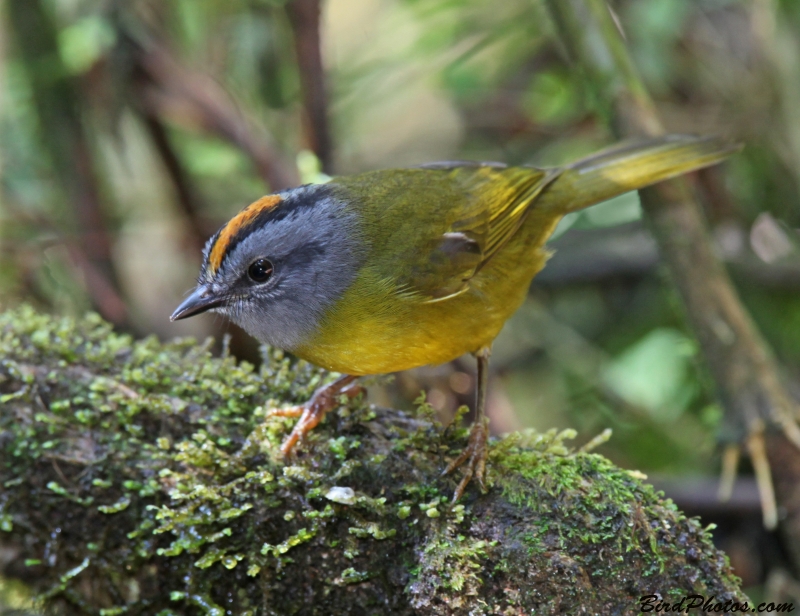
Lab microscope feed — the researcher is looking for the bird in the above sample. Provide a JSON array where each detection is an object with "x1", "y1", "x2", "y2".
[{"x1": 171, "y1": 134, "x2": 740, "y2": 501}]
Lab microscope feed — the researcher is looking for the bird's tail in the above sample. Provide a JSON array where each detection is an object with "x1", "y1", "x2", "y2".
[{"x1": 537, "y1": 135, "x2": 742, "y2": 214}]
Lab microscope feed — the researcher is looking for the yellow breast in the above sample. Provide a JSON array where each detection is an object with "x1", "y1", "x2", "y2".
[{"x1": 294, "y1": 217, "x2": 558, "y2": 376}]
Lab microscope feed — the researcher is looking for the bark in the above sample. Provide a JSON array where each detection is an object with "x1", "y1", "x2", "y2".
[{"x1": 0, "y1": 307, "x2": 745, "y2": 615}]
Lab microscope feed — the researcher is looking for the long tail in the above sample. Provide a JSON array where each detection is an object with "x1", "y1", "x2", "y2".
[{"x1": 537, "y1": 135, "x2": 742, "y2": 214}]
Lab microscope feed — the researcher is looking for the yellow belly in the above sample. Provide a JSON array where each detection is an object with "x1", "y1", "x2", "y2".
[{"x1": 294, "y1": 215, "x2": 559, "y2": 376}]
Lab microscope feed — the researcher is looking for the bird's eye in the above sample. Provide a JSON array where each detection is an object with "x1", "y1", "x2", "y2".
[{"x1": 247, "y1": 258, "x2": 274, "y2": 283}]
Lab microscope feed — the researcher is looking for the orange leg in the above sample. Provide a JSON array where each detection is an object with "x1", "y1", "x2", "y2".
[
  {"x1": 444, "y1": 347, "x2": 491, "y2": 502},
  {"x1": 270, "y1": 375, "x2": 362, "y2": 456}
]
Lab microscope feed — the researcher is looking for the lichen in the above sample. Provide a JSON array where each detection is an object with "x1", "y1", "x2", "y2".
[{"x1": 0, "y1": 306, "x2": 746, "y2": 615}]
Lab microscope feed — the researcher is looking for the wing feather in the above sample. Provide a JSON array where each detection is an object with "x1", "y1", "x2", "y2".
[
  {"x1": 407, "y1": 164, "x2": 560, "y2": 300},
  {"x1": 332, "y1": 162, "x2": 560, "y2": 302}
]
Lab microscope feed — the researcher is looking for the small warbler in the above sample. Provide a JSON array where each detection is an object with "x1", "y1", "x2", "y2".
[{"x1": 172, "y1": 135, "x2": 740, "y2": 500}]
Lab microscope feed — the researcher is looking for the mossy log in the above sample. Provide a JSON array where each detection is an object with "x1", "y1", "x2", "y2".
[{"x1": 0, "y1": 307, "x2": 745, "y2": 614}]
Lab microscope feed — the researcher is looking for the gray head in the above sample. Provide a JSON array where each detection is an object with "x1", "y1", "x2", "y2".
[{"x1": 170, "y1": 184, "x2": 364, "y2": 351}]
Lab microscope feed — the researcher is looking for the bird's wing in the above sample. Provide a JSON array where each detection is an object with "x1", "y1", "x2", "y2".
[
  {"x1": 334, "y1": 163, "x2": 559, "y2": 301},
  {"x1": 336, "y1": 136, "x2": 740, "y2": 302},
  {"x1": 407, "y1": 163, "x2": 560, "y2": 300}
]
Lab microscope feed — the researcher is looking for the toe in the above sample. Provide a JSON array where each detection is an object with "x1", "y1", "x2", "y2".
[{"x1": 269, "y1": 405, "x2": 304, "y2": 418}]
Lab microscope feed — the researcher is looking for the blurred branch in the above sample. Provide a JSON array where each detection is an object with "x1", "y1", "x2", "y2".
[
  {"x1": 123, "y1": 35, "x2": 299, "y2": 190},
  {"x1": 286, "y1": 0, "x2": 333, "y2": 173},
  {"x1": 6, "y1": 0, "x2": 126, "y2": 326},
  {"x1": 538, "y1": 223, "x2": 659, "y2": 284},
  {"x1": 766, "y1": 431, "x2": 800, "y2": 569},
  {"x1": 4, "y1": 202, "x2": 129, "y2": 324},
  {"x1": 652, "y1": 476, "x2": 762, "y2": 516},
  {"x1": 544, "y1": 0, "x2": 800, "y2": 537},
  {"x1": 539, "y1": 222, "x2": 800, "y2": 290},
  {"x1": 139, "y1": 112, "x2": 206, "y2": 252},
  {"x1": 61, "y1": 243, "x2": 129, "y2": 324}
]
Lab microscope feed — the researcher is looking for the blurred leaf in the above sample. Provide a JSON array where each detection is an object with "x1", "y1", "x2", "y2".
[
  {"x1": 229, "y1": 9, "x2": 298, "y2": 109},
  {"x1": 173, "y1": 135, "x2": 249, "y2": 178},
  {"x1": 699, "y1": 403, "x2": 723, "y2": 430},
  {"x1": 603, "y1": 328, "x2": 698, "y2": 421},
  {"x1": 296, "y1": 150, "x2": 330, "y2": 184},
  {"x1": 523, "y1": 70, "x2": 581, "y2": 126},
  {"x1": 58, "y1": 14, "x2": 115, "y2": 75},
  {"x1": 626, "y1": 0, "x2": 691, "y2": 90},
  {"x1": 579, "y1": 191, "x2": 642, "y2": 229}
]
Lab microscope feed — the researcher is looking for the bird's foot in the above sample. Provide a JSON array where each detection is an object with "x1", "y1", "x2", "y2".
[
  {"x1": 270, "y1": 376, "x2": 362, "y2": 456},
  {"x1": 443, "y1": 416, "x2": 489, "y2": 502}
]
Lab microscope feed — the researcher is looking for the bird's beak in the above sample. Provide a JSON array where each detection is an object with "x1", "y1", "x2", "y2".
[{"x1": 170, "y1": 286, "x2": 226, "y2": 321}]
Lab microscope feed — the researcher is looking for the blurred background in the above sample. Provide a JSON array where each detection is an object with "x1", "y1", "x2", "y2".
[{"x1": 1, "y1": 0, "x2": 799, "y2": 601}]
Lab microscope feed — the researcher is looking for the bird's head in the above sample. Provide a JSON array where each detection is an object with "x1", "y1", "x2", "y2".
[{"x1": 170, "y1": 184, "x2": 363, "y2": 351}]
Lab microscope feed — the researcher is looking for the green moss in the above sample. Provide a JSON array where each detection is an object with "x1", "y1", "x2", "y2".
[
  {"x1": 0, "y1": 307, "x2": 746, "y2": 615},
  {"x1": 492, "y1": 429, "x2": 683, "y2": 578},
  {"x1": 420, "y1": 533, "x2": 491, "y2": 592}
]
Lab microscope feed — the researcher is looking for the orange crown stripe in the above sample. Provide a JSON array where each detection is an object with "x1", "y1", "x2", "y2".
[{"x1": 208, "y1": 195, "x2": 283, "y2": 274}]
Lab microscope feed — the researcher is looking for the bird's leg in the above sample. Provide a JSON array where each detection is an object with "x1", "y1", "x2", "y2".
[
  {"x1": 270, "y1": 375, "x2": 362, "y2": 456},
  {"x1": 444, "y1": 346, "x2": 491, "y2": 502}
]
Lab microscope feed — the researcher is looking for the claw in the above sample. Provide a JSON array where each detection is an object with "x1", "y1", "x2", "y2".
[
  {"x1": 444, "y1": 416, "x2": 489, "y2": 502},
  {"x1": 270, "y1": 375, "x2": 361, "y2": 457},
  {"x1": 268, "y1": 406, "x2": 304, "y2": 418}
]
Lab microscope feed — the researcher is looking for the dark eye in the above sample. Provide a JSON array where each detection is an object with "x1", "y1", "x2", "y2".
[{"x1": 247, "y1": 258, "x2": 274, "y2": 283}]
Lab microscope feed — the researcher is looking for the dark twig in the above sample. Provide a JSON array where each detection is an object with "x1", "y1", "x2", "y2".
[
  {"x1": 652, "y1": 476, "x2": 761, "y2": 516},
  {"x1": 285, "y1": 0, "x2": 333, "y2": 173},
  {"x1": 545, "y1": 0, "x2": 800, "y2": 535},
  {"x1": 140, "y1": 112, "x2": 207, "y2": 252}
]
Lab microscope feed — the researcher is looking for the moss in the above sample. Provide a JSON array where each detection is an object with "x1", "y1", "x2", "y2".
[
  {"x1": 0, "y1": 306, "x2": 746, "y2": 615},
  {"x1": 416, "y1": 532, "x2": 492, "y2": 595}
]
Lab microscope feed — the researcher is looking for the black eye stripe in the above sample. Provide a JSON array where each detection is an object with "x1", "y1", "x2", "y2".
[{"x1": 207, "y1": 184, "x2": 328, "y2": 276}]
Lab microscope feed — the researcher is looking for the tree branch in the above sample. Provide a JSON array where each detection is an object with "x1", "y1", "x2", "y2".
[
  {"x1": 140, "y1": 112, "x2": 208, "y2": 253},
  {"x1": 285, "y1": 0, "x2": 333, "y2": 173}
]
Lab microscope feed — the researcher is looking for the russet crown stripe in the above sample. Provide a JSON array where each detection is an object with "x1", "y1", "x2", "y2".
[{"x1": 208, "y1": 195, "x2": 283, "y2": 274}]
